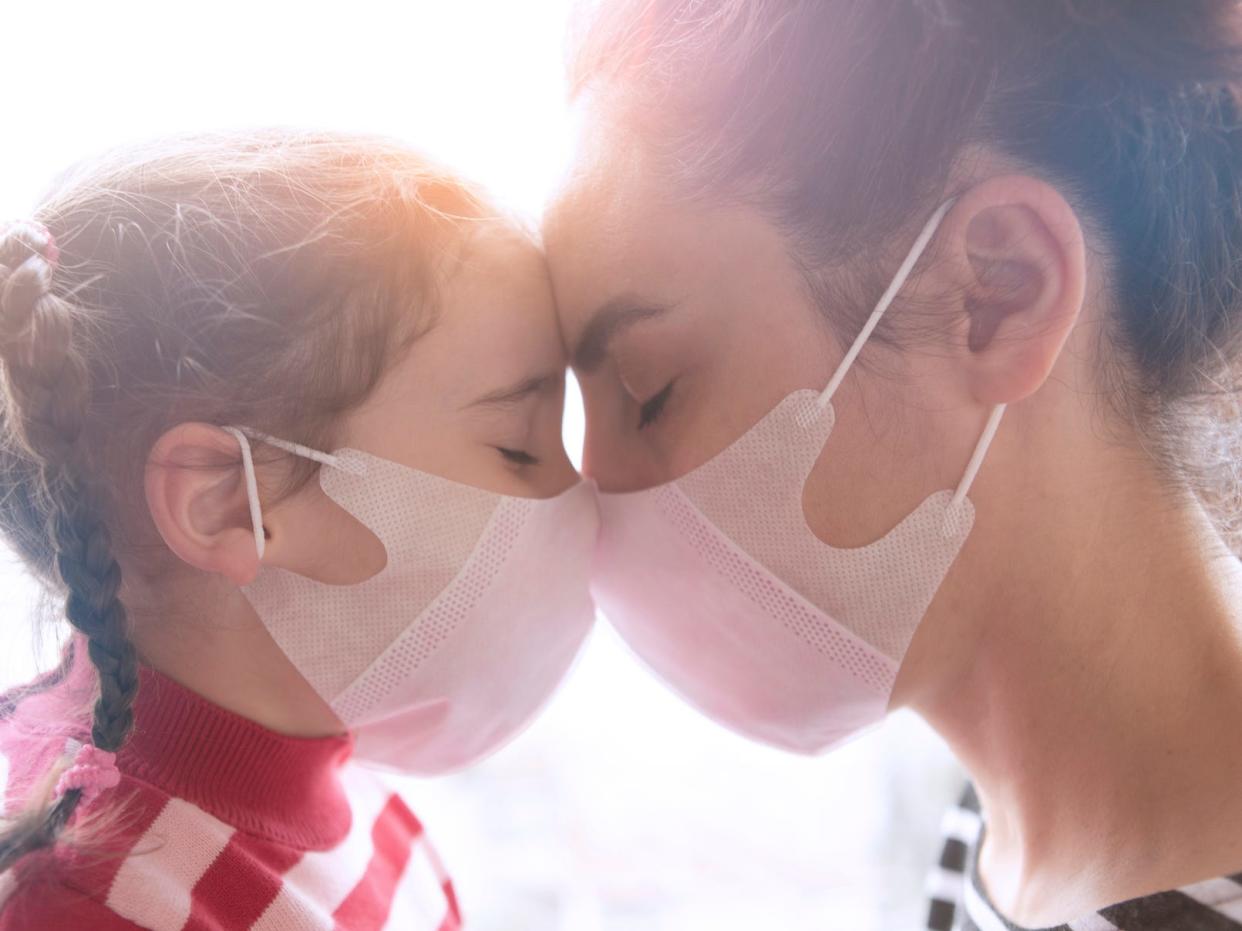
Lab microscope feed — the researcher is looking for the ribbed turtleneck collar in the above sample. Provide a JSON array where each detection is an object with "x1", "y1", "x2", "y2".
[{"x1": 117, "y1": 665, "x2": 355, "y2": 850}]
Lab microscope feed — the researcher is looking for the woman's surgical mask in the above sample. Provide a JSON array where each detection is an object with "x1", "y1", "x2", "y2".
[
  {"x1": 225, "y1": 429, "x2": 599, "y2": 775},
  {"x1": 590, "y1": 201, "x2": 1007, "y2": 754}
]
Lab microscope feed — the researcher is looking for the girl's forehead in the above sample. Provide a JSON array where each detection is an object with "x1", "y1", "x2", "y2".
[
  {"x1": 371, "y1": 226, "x2": 564, "y2": 409},
  {"x1": 455, "y1": 219, "x2": 542, "y2": 265}
]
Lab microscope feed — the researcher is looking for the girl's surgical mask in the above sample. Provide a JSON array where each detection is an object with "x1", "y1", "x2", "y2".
[{"x1": 226, "y1": 429, "x2": 599, "y2": 775}]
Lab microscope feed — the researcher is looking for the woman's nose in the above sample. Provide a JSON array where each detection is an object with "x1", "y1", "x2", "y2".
[{"x1": 581, "y1": 426, "x2": 664, "y2": 493}]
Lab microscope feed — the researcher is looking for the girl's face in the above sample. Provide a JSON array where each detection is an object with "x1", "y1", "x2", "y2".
[
  {"x1": 266, "y1": 224, "x2": 581, "y2": 585},
  {"x1": 139, "y1": 219, "x2": 587, "y2": 737},
  {"x1": 342, "y1": 224, "x2": 578, "y2": 499}
]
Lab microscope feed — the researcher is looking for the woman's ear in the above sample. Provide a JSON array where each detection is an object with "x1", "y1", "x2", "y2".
[
  {"x1": 145, "y1": 422, "x2": 264, "y2": 586},
  {"x1": 936, "y1": 175, "x2": 1088, "y2": 405}
]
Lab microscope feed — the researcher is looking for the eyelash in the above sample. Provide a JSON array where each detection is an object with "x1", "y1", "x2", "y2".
[
  {"x1": 638, "y1": 381, "x2": 675, "y2": 430},
  {"x1": 497, "y1": 447, "x2": 540, "y2": 467}
]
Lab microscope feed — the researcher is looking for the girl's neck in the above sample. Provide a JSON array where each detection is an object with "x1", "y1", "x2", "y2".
[
  {"x1": 903, "y1": 450, "x2": 1242, "y2": 927},
  {"x1": 126, "y1": 575, "x2": 344, "y2": 739}
]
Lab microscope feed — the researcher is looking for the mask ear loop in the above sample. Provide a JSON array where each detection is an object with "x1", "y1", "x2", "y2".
[
  {"x1": 221, "y1": 427, "x2": 357, "y2": 561},
  {"x1": 808, "y1": 199, "x2": 1007, "y2": 528},
  {"x1": 818, "y1": 198, "x2": 957, "y2": 410},
  {"x1": 949, "y1": 403, "x2": 1006, "y2": 513},
  {"x1": 222, "y1": 427, "x2": 269, "y2": 560}
]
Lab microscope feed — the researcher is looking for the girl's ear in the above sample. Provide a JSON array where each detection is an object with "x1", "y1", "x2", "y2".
[
  {"x1": 931, "y1": 175, "x2": 1089, "y2": 405},
  {"x1": 144, "y1": 423, "x2": 264, "y2": 586}
]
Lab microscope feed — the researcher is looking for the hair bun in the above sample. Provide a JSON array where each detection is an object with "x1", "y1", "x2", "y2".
[
  {"x1": 0, "y1": 220, "x2": 87, "y2": 463},
  {"x1": 0, "y1": 222, "x2": 63, "y2": 366}
]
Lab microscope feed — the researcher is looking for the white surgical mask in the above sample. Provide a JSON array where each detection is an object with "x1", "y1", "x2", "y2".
[
  {"x1": 590, "y1": 201, "x2": 1005, "y2": 754},
  {"x1": 225, "y1": 429, "x2": 599, "y2": 775}
]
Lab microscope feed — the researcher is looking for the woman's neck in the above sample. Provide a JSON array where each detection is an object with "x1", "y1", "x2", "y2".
[{"x1": 899, "y1": 439, "x2": 1242, "y2": 927}]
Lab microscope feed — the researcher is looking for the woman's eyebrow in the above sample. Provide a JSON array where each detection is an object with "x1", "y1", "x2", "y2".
[
  {"x1": 464, "y1": 372, "x2": 561, "y2": 410},
  {"x1": 572, "y1": 297, "x2": 669, "y2": 373}
]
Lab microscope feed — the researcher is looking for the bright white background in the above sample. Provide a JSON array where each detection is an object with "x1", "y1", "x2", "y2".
[{"x1": 0, "y1": 3, "x2": 963, "y2": 928}]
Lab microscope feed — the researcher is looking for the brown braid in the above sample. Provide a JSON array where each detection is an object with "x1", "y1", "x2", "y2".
[{"x1": 0, "y1": 221, "x2": 138, "y2": 870}]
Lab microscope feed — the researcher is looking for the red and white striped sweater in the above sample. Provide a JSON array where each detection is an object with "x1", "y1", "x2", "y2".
[{"x1": 0, "y1": 649, "x2": 461, "y2": 930}]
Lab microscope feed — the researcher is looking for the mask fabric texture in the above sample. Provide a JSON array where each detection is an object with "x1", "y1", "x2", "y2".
[
  {"x1": 591, "y1": 201, "x2": 1005, "y2": 754},
  {"x1": 227, "y1": 432, "x2": 599, "y2": 775}
]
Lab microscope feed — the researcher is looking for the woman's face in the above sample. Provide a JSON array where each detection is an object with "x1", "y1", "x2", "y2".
[
  {"x1": 544, "y1": 113, "x2": 978, "y2": 548},
  {"x1": 544, "y1": 135, "x2": 830, "y2": 493}
]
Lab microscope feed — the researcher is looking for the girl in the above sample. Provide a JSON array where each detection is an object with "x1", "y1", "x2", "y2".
[
  {"x1": 548, "y1": 0, "x2": 1242, "y2": 928},
  {"x1": 0, "y1": 131, "x2": 596, "y2": 928}
]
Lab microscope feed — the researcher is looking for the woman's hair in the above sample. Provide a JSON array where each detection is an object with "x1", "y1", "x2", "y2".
[
  {"x1": 570, "y1": 0, "x2": 1242, "y2": 541},
  {"x1": 0, "y1": 130, "x2": 497, "y2": 869}
]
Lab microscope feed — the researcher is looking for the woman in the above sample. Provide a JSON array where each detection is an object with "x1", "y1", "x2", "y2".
[{"x1": 547, "y1": 1, "x2": 1242, "y2": 928}]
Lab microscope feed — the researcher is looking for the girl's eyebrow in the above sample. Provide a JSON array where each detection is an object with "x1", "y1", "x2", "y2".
[{"x1": 464, "y1": 372, "x2": 562, "y2": 410}]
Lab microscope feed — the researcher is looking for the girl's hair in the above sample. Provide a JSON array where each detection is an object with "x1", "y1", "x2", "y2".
[
  {"x1": 0, "y1": 130, "x2": 497, "y2": 869},
  {"x1": 570, "y1": 0, "x2": 1242, "y2": 542}
]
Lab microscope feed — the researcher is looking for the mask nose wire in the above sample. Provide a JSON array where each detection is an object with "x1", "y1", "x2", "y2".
[
  {"x1": 221, "y1": 427, "x2": 354, "y2": 561},
  {"x1": 811, "y1": 198, "x2": 1006, "y2": 517}
]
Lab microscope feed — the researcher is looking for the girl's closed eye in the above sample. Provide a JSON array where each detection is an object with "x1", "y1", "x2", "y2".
[
  {"x1": 497, "y1": 445, "x2": 540, "y2": 467},
  {"x1": 469, "y1": 372, "x2": 561, "y2": 473}
]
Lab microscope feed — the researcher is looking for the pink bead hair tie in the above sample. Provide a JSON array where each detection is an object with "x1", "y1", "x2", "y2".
[
  {"x1": 55, "y1": 742, "x2": 121, "y2": 805},
  {"x1": 33, "y1": 222, "x2": 59, "y2": 273}
]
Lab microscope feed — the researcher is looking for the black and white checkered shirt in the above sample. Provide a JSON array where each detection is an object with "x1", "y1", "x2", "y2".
[{"x1": 927, "y1": 786, "x2": 1242, "y2": 931}]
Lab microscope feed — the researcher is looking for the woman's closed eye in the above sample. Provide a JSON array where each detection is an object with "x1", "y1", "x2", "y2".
[{"x1": 638, "y1": 380, "x2": 675, "y2": 430}]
